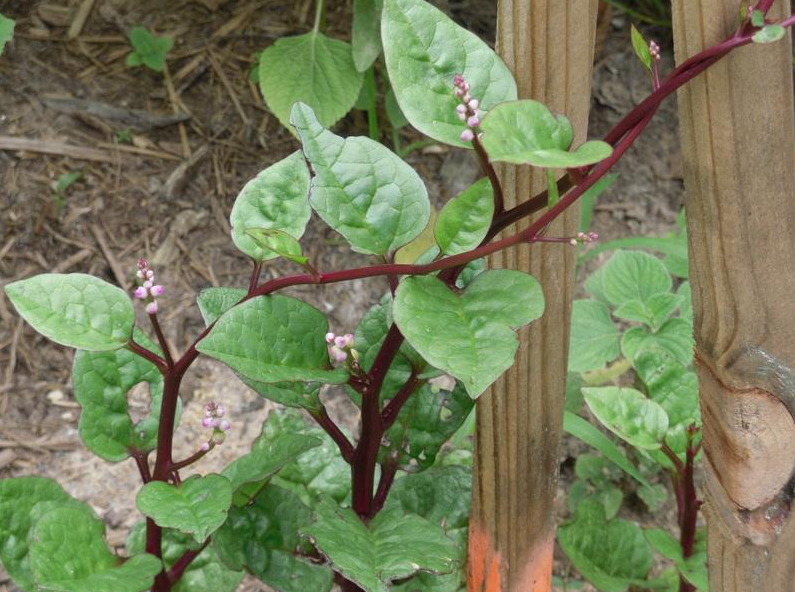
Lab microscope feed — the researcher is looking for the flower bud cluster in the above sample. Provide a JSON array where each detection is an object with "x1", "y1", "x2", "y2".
[
  {"x1": 325, "y1": 332, "x2": 358, "y2": 365},
  {"x1": 649, "y1": 40, "x2": 661, "y2": 61},
  {"x1": 569, "y1": 231, "x2": 599, "y2": 246},
  {"x1": 453, "y1": 74, "x2": 480, "y2": 142},
  {"x1": 200, "y1": 401, "x2": 230, "y2": 449},
  {"x1": 132, "y1": 259, "x2": 164, "y2": 315}
]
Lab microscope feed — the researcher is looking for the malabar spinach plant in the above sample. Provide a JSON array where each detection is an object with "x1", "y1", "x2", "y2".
[
  {"x1": 1, "y1": 1, "x2": 790, "y2": 591},
  {"x1": 563, "y1": 246, "x2": 704, "y2": 592}
]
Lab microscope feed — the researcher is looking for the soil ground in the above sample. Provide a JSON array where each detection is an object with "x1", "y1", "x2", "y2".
[{"x1": 0, "y1": 1, "x2": 683, "y2": 591}]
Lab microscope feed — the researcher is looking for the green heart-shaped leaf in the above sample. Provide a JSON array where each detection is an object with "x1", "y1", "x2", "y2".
[
  {"x1": 393, "y1": 270, "x2": 544, "y2": 398},
  {"x1": 246, "y1": 228, "x2": 308, "y2": 265},
  {"x1": 568, "y1": 299, "x2": 620, "y2": 373},
  {"x1": 291, "y1": 102, "x2": 430, "y2": 256},
  {"x1": 29, "y1": 507, "x2": 161, "y2": 592},
  {"x1": 582, "y1": 387, "x2": 669, "y2": 450},
  {"x1": 258, "y1": 32, "x2": 364, "y2": 130},
  {"x1": 222, "y1": 417, "x2": 323, "y2": 495},
  {"x1": 381, "y1": 0, "x2": 517, "y2": 147},
  {"x1": 434, "y1": 178, "x2": 494, "y2": 256},
  {"x1": 303, "y1": 497, "x2": 458, "y2": 592},
  {"x1": 0, "y1": 477, "x2": 94, "y2": 590},
  {"x1": 480, "y1": 100, "x2": 613, "y2": 168},
  {"x1": 196, "y1": 294, "x2": 348, "y2": 385},
  {"x1": 136, "y1": 474, "x2": 232, "y2": 543},
  {"x1": 213, "y1": 486, "x2": 333, "y2": 592},
  {"x1": 229, "y1": 151, "x2": 311, "y2": 262},
  {"x1": 600, "y1": 250, "x2": 672, "y2": 308},
  {"x1": 72, "y1": 330, "x2": 172, "y2": 461},
  {"x1": 620, "y1": 318, "x2": 694, "y2": 367},
  {"x1": 5, "y1": 273, "x2": 134, "y2": 351},
  {"x1": 558, "y1": 499, "x2": 653, "y2": 592},
  {"x1": 196, "y1": 287, "x2": 247, "y2": 326}
]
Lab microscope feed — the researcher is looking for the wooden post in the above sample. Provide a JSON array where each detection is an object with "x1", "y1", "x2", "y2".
[
  {"x1": 467, "y1": 2, "x2": 598, "y2": 591},
  {"x1": 671, "y1": 1, "x2": 795, "y2": 589}
]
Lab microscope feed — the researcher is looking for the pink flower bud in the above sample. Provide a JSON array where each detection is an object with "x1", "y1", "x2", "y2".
[
  {"x1": 133, "y1": 286, "x2": 148, "y2": 299},
  {"x1": 468, "y1": 99, "x2": 479, "y2": 110},
  {"x1": 200, "y1": 442, "x2": 210, "y2": 452},
  {"x1": 145, "y1": 301, "x2": 158, "y2": 314},
  {"x1": 202, "y1": 417, "x2": 213, "y2": 428},
  {"x1": 136, "y1": 270, "x2": 145, "y2": 279},
  {"x1": 137, "y1": 258, "x2": 148, "y2": 271},
  {"x1": 150, "y1": 285, "x2": 165, "y2": 297},
  {"x1": 216, "y1": 404, "x2": 225, "y2": 417},
  {"x1": 343, "y1": 334, "x2": 354, "y2": 347},
  {"x1": 457, "y1": 111, "x2": 467, "y2": 122},
  {"x1": 334, "y1": 335, "x2": 348, "y2": 349},
  {"x1": 460, "y1": 129, "x2": 475, "y2": 142},
  {"x1": 143, "y1": 280, "x2": 153, "y2": 289},
  {"x1": 462, "y1": 93, "x2": 471, "y2": 103},
  {"x1": 456, "y1": 104, "x2": 466, "y2": 115},
  {"x1": 467, "y1": 115, "x2": 479, "y2": 127},
  {"x1": 211, "y1": 417, "x2": 221, "y2": 428},
  {"x1": 570, "y1": 238, "x2": 578, "y2": 246},
  {"x1": 453, "y1": 74, "x2": 465, "y2": 86},
  {"x1": 325, "y1": 332, "x2": 335, "y2": 344},
  {"x1": 330, "y1": 346, "x2": 347, "y2": 363},
  {"x1": 146, "y1": 270, "x2": 154, "y2": 280},
  {"x1": 454, "y1": 88, "x2": 465, "y2": 97},
  {"x1": 220, "y1": 419, "x2": 231, "y2": 432}
]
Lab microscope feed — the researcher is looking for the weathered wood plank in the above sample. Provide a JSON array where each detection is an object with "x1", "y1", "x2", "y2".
[
  {"x1": 672, "y1": 1, "x2": 795, "y2": 589},
  {"x1": 468, "y1": 2, "x2": 598, "y2": 591}
]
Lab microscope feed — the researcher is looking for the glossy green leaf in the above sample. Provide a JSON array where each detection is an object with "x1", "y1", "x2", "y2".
[
  {"x1": 381, "y1": 0, "x2": 517, "y2": 148},
  {"x1": 480, "y1": 100, "x2": 612, "y2": 168},
  {"x1": 247, "y1": 228, "x2": 308, "y2": 265},
  {"x1": 558, "y1": 500, "x2": 653, "y2": 592},
  {"x1": 393, "y1": 270, "x2": 544, "y2": 398},
  {"x1": 136, "y1": 474, "x2": 232, "y2": 543},
  {"x1": 222, "y1": 414, "x2": 323, "y2": 495},
  {"x1": 196, "y1": 287, "x2": 246, "y2": 326},
  {"x1": 259, "y1": 32, "x2": 364, "y2": 130},
  {"x1": 5, "y1": 274, "x2": 134, "y2": 351},
  {"x1": 126, "y1": 27, "x2": 172, "y2": 72},
  {"x1": 434, "y1": 178, "x2": 494, "y2": 255},
  {"x1": 568, "y1": 300, "x2": 620, "y2": 373},
  {"x1": 0, "y1": 13, "x2": 14, "y2": 56},
  {"x1": 352, "y1": 0, "x2": 383, "y2": 72},
  {"x1": 291, "y1": 103, "x2": 430, "y2": 255},
  {"x1": 386, "y1": 467, "x2": 470, "y2": 591},
  {"x1": 304, "y1": 497, "x2": 458, "y2": 592},
  {"x1": 29, "y1": 507, "x2": 160, "y2": 592},
  {"x1": 265, "y1": 411, "x2": 351, "y2": 503},
  {"x1": 630, "y1": 25, "x2": 652, "y2": 70},
  {"x1": 213, "y1": 486, "x2": 333, "y2": 592},
  {"x1": 634, "y1": 350, "x2": 700, "y2": 429},
  {"x1": 229, "y1": 151, "x2": 311, "y2": 262},
  {"x1": 753, "y1": 24, "x2": 786, "y2": 43},
  {"x1": 582, "y1": 387, "x2": 669, "y2": 450},
  {"x1": 0, "y1": 478, "x2": 93, "y2": 591},
  {"x1": 385, "y1": 381, "x2": 474, "y2": 471},
  {"x1": 126, "y1": 522, "x2": 243, "y2": 592},
  {"x1": 563, "y1": 413, "x2": 650, "y2": 487},
  {"x1": 196, "y1": 294, "x2": 348, "y2": 385},
  {"x1": 613, "y1": 293, "x2": 683, "y2": 331},
  {"x1": 601, "y1": 250, "x2": 672, "y2": 308},
  {"x1": 72, "y1": 330, "x2": 168, "y2": 461},
  {"x1": 621, "y1": 318, "x2": 694, "y2": 367}
]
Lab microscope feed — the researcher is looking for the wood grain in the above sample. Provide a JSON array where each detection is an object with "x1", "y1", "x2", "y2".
[
  {"x1": 672, "y1": 0, "x2": 795, "y2": 589},
  {"x1": 468, "y1": 2, "x2": 598, "y2": 590}
]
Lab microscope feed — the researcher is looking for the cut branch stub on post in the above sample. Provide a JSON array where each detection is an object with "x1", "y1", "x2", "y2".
[
  {"x1": 468, "y1": 2, "x2": 598, "y2": 591},
  {"x1": 672, "y1": 0, "x2": 795, "y2": 590}
]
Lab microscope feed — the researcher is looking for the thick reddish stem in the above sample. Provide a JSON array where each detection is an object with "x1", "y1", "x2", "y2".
[
  {"x1": 310, "y1": 405, "x2": 355, "y2": 463},
  {"x1": 128, "y1": 339, "x2": 168, "y2": 374},
  {"x1": 148, "y1": 312, "x2": 174, "y2": 369},
  {"x1": 168, "y1": 539, "x2": 210, "y2": 584}
]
